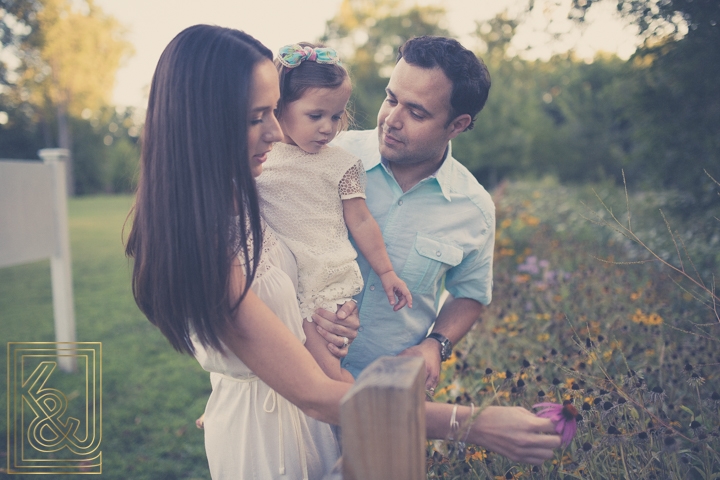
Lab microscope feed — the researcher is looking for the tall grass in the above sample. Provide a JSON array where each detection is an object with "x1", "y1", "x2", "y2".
[{"x1": 428, "y1": 178, "x2": 719, "y2": 479}]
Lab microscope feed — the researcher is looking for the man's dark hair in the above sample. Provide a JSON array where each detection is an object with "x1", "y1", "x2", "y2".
[{"x1": 397, "y1": 36, "x2": 491, "y2": 131}]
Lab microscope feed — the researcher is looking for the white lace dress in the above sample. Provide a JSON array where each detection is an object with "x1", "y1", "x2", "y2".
[
  {"x1": 192, "y1": 223, "x2": 340, "y2": 480},
  {"x1": 256, "y1": 143, "x2": 366, "y2": 320}
]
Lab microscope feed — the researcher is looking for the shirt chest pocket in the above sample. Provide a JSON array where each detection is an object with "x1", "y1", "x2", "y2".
[{"x1": 401, "y1": 234, "x2": 464, "y2": 295}]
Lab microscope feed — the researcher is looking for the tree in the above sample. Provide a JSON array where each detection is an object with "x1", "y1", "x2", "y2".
[
  {"x1": 570, "y1": 0, "x2": 720, "y2": 200},
  {"x1": 322, "y1": 0, "x2": 450, "y2": 128},
  {"x1": 1, "y1": 0, "x2": 133, "y2": 194}
]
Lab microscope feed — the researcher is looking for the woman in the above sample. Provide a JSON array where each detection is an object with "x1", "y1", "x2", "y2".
[{"x1": 126, "y1": 24, "x2": 560, "y2": 479}]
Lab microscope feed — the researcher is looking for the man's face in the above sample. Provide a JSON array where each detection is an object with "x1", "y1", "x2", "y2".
[{"x1": 376, "y1": 59, "x2": 458, "y2": 167}]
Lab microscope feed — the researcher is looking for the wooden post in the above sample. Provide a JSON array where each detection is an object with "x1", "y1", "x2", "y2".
[{"x1": 339, "y1": 356, "x2": 426, "y2": 480}]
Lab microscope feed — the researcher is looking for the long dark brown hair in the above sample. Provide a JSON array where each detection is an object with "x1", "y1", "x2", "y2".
[{"x1": 125, "y1": 25, "x2": 272, "y2": 355}]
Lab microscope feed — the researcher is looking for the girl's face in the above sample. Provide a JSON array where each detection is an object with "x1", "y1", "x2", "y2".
[
  {"x1": 247, "y1": 60, "x2": 283, "y2": 177},
  {"x1": 279, "y1": 78, "x2": 351, "y2": 154}
]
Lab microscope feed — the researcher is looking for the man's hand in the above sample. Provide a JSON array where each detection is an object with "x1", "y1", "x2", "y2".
[
  {"x1": 397, "y1": 338, "x2": 441, "y2": 392},
  {"x1": 312, "y1": 300, "x2": 359, "y2": 358}
]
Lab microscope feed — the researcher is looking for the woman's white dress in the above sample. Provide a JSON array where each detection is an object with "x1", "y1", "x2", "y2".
[
  {"x1": 192, "y1": 224, "x2": 340, "y2": 480},
  {"x1": 255, "y1": 143, "x2": 367, "y2": 320}
]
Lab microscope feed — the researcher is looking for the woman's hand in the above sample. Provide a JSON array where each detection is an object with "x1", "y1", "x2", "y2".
[
  {"x1": 312, "y1": 300, "x2": 359, "y2": 358},
  {"x1": 465, "y1": 406, "x2": 561, "y2": 465}
]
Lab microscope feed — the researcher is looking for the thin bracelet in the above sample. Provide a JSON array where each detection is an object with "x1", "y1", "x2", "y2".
[
  {"x1": 463, "y1": 403, "x2": 475, "y2": 443},
  {"x1": 449, "y1": 404, "x2": 459, "y2": 440}
]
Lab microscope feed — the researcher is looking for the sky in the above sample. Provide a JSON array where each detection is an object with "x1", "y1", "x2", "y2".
[{"x1": 93, "y1": 0, "x2": 641, "y2": 110}]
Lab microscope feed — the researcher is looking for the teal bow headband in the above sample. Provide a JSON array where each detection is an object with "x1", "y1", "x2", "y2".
[{"x1": 277, "y1": 44, "x2": 342, "y2": 69}]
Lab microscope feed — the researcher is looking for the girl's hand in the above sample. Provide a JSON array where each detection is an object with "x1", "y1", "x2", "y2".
[{"x1": 379, "y1": 271, "x2": 413, "y2": 311}]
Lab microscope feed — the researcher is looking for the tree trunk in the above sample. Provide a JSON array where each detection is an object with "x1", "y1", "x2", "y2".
[{"x1": 56, "y1": 100, "x2": 73, "y2": 196}]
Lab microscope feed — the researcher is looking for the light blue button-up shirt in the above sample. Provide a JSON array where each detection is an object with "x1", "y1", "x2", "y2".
[{"x1": 332, "y1": 129, "x2": 496, "y2": 378}]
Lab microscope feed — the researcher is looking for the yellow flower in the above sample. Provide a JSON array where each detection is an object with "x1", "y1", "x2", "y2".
[
  {"x1": 499, "y1": 248, "x2": 515, "y2": 256},
  {"x1": 469, "y1": 449, "x2": 487, "y2": 461},
  {"x1": 500, "y1": 218, "x2": 512, "y2": 229},
  {"x1": 503, "y1": 313, "x2": 519, "y2": 323},
  {"x1": 537, "y1": 333, "x2": 550, "y2": 342},
  {"x1": 645, "y1": 313, "x2": 663, "y2": 325},
  {"x1": 515, "y1": 274, "x2": 531, "y2": 283},
  {"x1": 645, "y1": 349, "x2": 655, "y2": 356},
  {"x1": 526, "y1": 216, "x2": 540, "y2": 226}
]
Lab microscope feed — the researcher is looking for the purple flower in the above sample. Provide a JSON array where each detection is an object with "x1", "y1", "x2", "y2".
[{"x1": 533, "y1": 402, "x2": 578, "y2": 447}]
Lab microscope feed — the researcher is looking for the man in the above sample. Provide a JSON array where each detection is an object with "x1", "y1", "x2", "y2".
[{"x1": 328, "y1": 35, "x2": 494, "y2": 391}]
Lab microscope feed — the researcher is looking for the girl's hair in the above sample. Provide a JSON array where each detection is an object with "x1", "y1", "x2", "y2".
[
  {"x1": 275, "y1": 42, "x2": 352, "y2": 132},
  {"x1": 125, "y1": 25, "x2": 272, "y2": 355}
]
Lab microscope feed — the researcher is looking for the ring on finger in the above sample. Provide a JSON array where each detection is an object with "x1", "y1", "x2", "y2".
[{"x1": 342, "y1": 336, "x2": 349, "y2": 348}]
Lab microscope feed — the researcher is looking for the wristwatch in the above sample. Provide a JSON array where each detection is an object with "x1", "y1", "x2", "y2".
[{"x1": 427, "y1": 332, "x2": 453, "y2": 362}]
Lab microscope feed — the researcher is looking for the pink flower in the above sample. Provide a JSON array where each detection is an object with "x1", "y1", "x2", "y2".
[{"x1": 533, "y1": 402, "x2": 578, "y2": 447}]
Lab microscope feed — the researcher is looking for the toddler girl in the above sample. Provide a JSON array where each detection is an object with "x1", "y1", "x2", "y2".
[{"x1": 255, "y1": 43, "x2": 411, "y2": 382}]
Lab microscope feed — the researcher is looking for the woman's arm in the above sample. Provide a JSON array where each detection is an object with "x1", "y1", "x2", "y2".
[
  {"x1": 220, "y1": 258, "x2": 351, "y2": 424},
  {"x1": 343, "y1": 197, "x2": 412, "y2": 310},
  {"x1": 425, "y1": 403, "x2": 561, "y2": 465}
]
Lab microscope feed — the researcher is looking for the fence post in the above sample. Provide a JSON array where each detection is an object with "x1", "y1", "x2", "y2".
[
  {"x1": 38, "y1": 148, "x2": 77, "y2": 373},
  {"x1": 339, "y1": 356, "x2": 426, "y2": 480}
]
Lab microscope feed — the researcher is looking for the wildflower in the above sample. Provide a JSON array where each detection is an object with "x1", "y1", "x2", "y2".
[
  {"x1": 687, "y1": 372, "x2": 705, "y2": 387},
  {"x1": 663, "y1": 435, "x2": 679, "y2": 453},
  {"x1": 533, "y1": 402, "x2": 578, "y2": 447},
  {"x1": 647, "y1": 386, "x2": 666, "y2": 403},
  {"x1": 707, "y1": 391, "x2": 720, "y2": 409}
]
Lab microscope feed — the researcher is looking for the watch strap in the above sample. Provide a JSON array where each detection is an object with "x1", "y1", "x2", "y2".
[{"x1": 427, "y1": 332, "x2": 452, "y2": 361}]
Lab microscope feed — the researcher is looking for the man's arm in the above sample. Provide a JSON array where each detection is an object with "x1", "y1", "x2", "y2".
[{"x1": 398, "y1": 294, "x2": 483, "y2": 391}]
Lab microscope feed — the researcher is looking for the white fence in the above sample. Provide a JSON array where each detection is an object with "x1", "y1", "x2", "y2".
[{"x1": 0, "y1": 149, "x2": 76, "y2": 372}]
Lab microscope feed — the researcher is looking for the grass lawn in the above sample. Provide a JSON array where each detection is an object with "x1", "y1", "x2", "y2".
[{"x1": 1, "y1": 195, "x2": 211, "y2": 480}]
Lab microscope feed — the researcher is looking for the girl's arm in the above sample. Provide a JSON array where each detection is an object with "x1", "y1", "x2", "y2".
[
  {"x1": 220, "y1": 257, "x2": 351, "y2": 424},
  {"x1": 343, "y1": 197, "x2": 412, "y2": 311}
]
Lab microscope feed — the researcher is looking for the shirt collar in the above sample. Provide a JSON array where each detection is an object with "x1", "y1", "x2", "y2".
[{"x1": 376, "y1": 137, "x2": 454, "y2": 202}]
